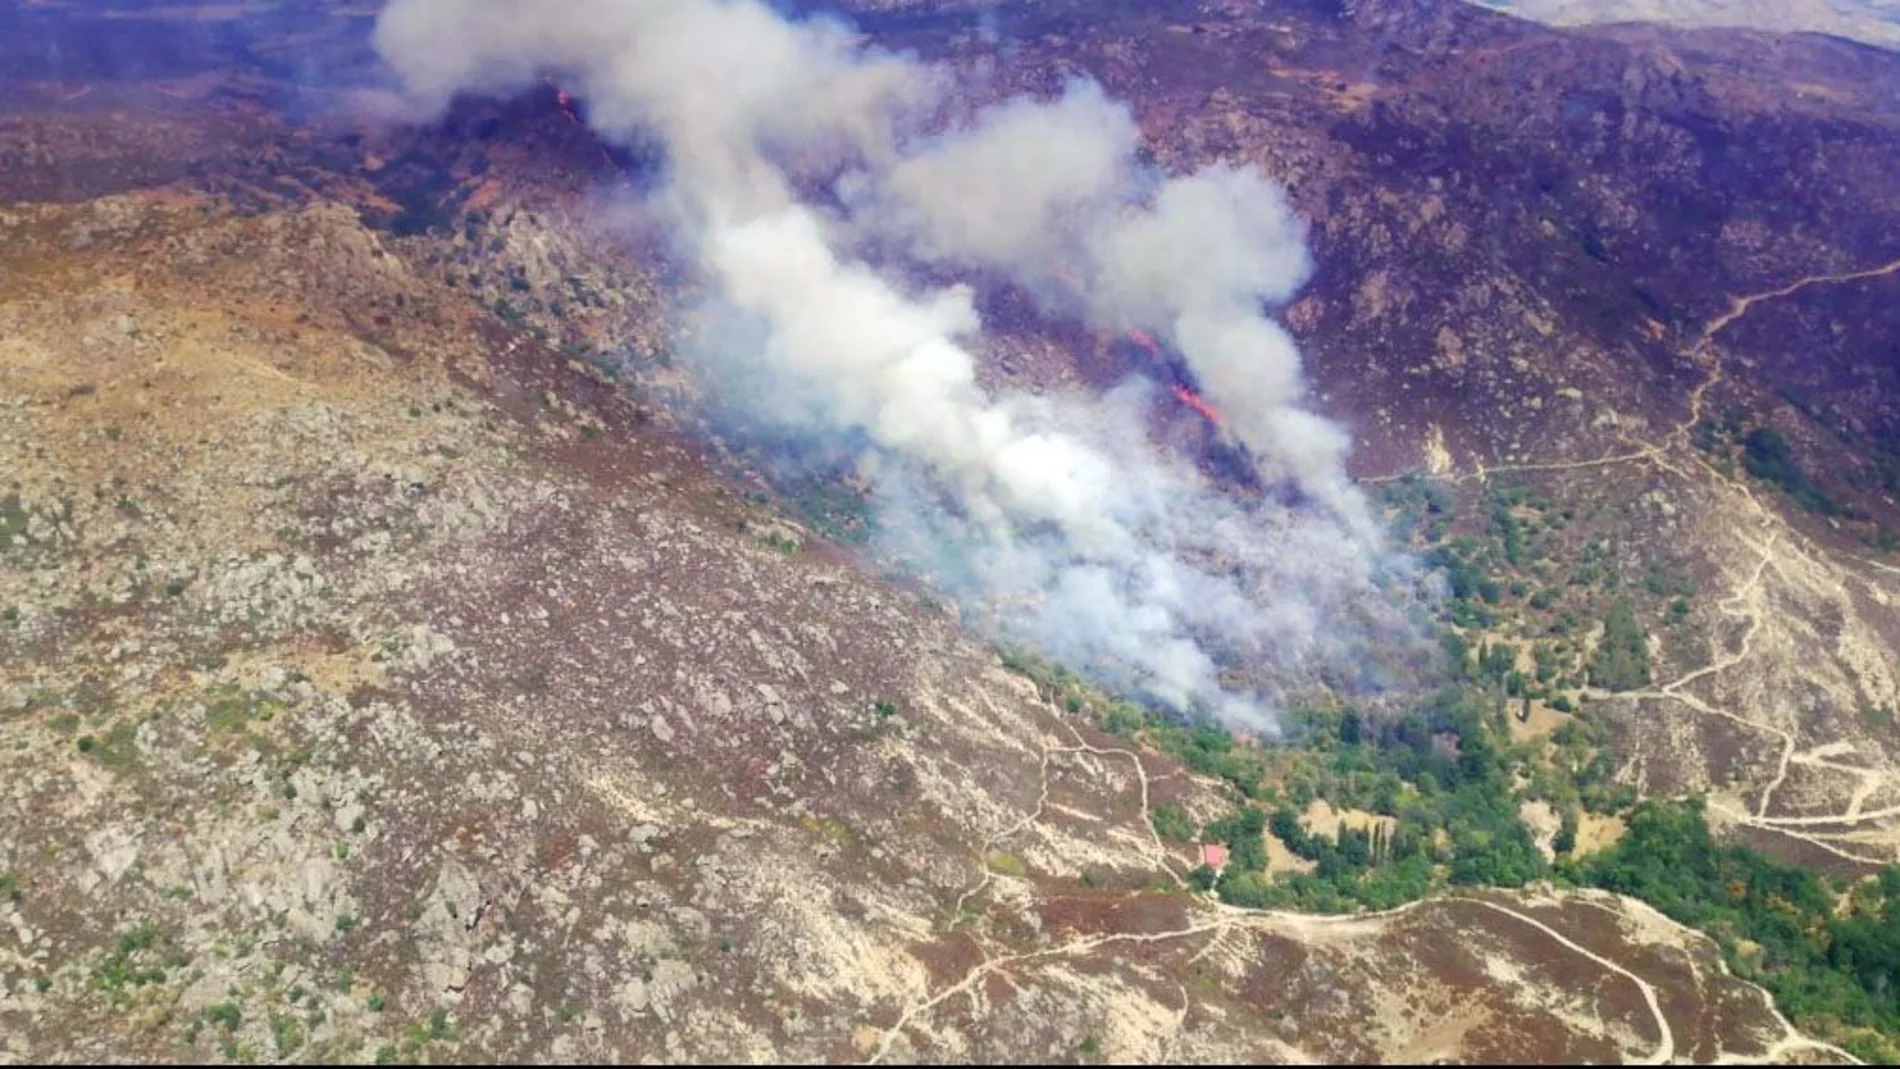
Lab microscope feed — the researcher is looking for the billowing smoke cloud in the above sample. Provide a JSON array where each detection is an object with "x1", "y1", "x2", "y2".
[
  {"x1": 846, "y1": 81, "x2": 1358, "y2": 518},
  {"x1": 372, "y1": 0, "x2": 1423, "y2": 728},
  {"x1": 845, "y1": 79, "x2": 1141, "y2": 279}
]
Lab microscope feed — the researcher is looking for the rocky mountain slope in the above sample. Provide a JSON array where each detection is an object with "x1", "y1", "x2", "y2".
[
  {"x1": 1478, "y1": 0, "x2": 1900, "y2": 51},
  {"x1": 1, "y1": 170, "x2": 1841, "y2": 1066},
  {"x1": 4, "y1": 0, "x2": 1900, "y2": 1063},
  {"x1": 848, "y1": 0, "x2": 1900, "y2": 878}
]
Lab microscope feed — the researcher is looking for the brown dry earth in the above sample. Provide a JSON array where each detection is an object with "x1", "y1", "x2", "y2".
[
  {"x1": 0, "y1": 154, "x2": 1849, "y2": 1065},
  {"x1": 4, "y1": 0, "x2": 1900, "y2": 1062}
]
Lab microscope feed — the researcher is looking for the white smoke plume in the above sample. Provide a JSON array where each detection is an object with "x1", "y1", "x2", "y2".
[
  {"x1": 371, "y1": 0, "x2": 1423, "y2": 728},
  {"x1": 846, "y1": 81, "x2": 1359, "y2": 518}
]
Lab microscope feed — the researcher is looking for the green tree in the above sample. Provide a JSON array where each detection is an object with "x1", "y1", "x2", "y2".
[
  {"x1": 1553, "y1": 808, "x2": 1579, "y2": 857},
  {"x1": 1588, "y1": 600, "x2": 1651, "y2": 691}
]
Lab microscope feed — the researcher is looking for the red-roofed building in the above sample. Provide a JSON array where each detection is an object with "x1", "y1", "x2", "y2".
[{"x1": 1200, "y1": 843, "x2": 1229, "y2": 871}]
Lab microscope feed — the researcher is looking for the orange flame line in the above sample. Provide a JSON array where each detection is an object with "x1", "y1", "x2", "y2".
[
  {"x1": 1124, "y1": 330, "x2": 1219, "y2": 423},
  {"x1": 1173, "y1": 383, "x2": 1224, "y2": 426}
]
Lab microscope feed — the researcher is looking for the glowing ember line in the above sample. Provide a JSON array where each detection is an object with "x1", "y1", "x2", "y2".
[
  {"x1": 1123, "y1": 329, "x2": 1219, "y2": 424},
  {"x1": 1173, "y1": 383, "x2": 1224, "y2": 426}
]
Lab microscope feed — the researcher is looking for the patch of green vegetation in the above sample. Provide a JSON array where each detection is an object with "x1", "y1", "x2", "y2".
[
  {"x1": 1571, "y1": 799, "x2": 1900, "y2": 1062},
  {"x1": 1148, "y1": 804, "x2": 1196, "y2": 842},
  {"x1": 393, "y1": 1005, "x2": 454, "y2": 1059},
  {"x1": 1588, "y1": 599, "x2": 1651, "y2": 692},
  {"x1": 984, "y1": 852, "x2": 1028, "y2": 877},
  {"x1": 1003, "y1": 641, "x2": 1561, "y2": 908},
  {"x1": 1001, "y1": 470, "x2": 1899, "y2": 1054},
  {"x1": 205, "y1": 1001, "x2": 243, "y2": 1032},
  {"x1": 270, "y1": 1014, "x2": 305, "y2": 1058},
  {"x1": 1701, "y1": 409, "x2": 1867, "y2": 521},
  {"x1": 1203, "y1": 698, "x2": 1546, "y2": 911},
  {"x1": 92, "y1": 922, "x2": 174, "y2": 1001},
  {"x1": 1429, "y1": 539, "x2": 1502, "y2": 627},
  {"x1": 0, "y1": 495, "x2": 29, "y2": 543},
  {"x1": 1552, "y1": 807, "x2": 1579, "y2": 857},
  {"x1": 1376, "y1": 474, "x2": 1455, "y2": 546},
  {"x1": 0, "y1": 494, "x2": 72, "y2": 566},
  {"x1": 76, "y1": 718, "x2": 142, "y2": 771},
  {"x1": 789, "y1": 479, "x2": 875, "y2": 545},
  {"x1": 1169, "y1": 727, "x2": 1276, "y2": 800},
  {"x1": 1771, "y1": 393, "x2": 1900, "y2": 539},
  {"x1": 1870, "y1": 526, "x2": 1900, "y2": 556},
  {"x1": 754, "y1": 529, "x2": 801, "y2": 554},
  {"x1": 203, "y1": 686, "x2": 279, "y2": 737},
  {"x1": 0, "y1": 872, "x2": 20, "y2": 905},
  {"x1": 1382, "y1": 477, "x2": 1900, "y2": 1053},
  {"x1": 873, "y1": 698, "x2": 899, "y2": 721},
  {"x1": 1743, "y1": 426, "x2": 1842, "y2": 516},
  {"x1": 1100, "y1": 703, "x2": 1142, "y2": 736},
  {"x1": 799, "y1": 815, "x2": 858, "y2": 850},
  {"x1": 334, "y1": 913, "x2": 357, "y2": 935}
]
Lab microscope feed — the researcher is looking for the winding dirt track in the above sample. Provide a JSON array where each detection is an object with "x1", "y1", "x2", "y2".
[
  {"x1": 1644, "y1": 259, "x2": 1900, "y2": 862},
  {"x1": 1385, "y1": 254, "x2": 1900, "y2": 862},
  {"x1": 872, "y1": 258, "x2": 1900, "y2": 1064},
  {"x1": 1367, "y1": 254, "x2": 1900, "y2": 486},
  {"x1": 865, "y1": 697, "x2": 1861, "y2": 1064}
]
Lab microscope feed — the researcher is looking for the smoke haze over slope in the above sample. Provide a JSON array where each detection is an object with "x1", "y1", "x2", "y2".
[{"x1": 371, "y1": 0, "x2": 1426, "y2": 727}]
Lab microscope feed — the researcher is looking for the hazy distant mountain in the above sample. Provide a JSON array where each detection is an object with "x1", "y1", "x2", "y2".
[{"x1": 1478, "y1": 0, "x2": 1900, "y2": 49}]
